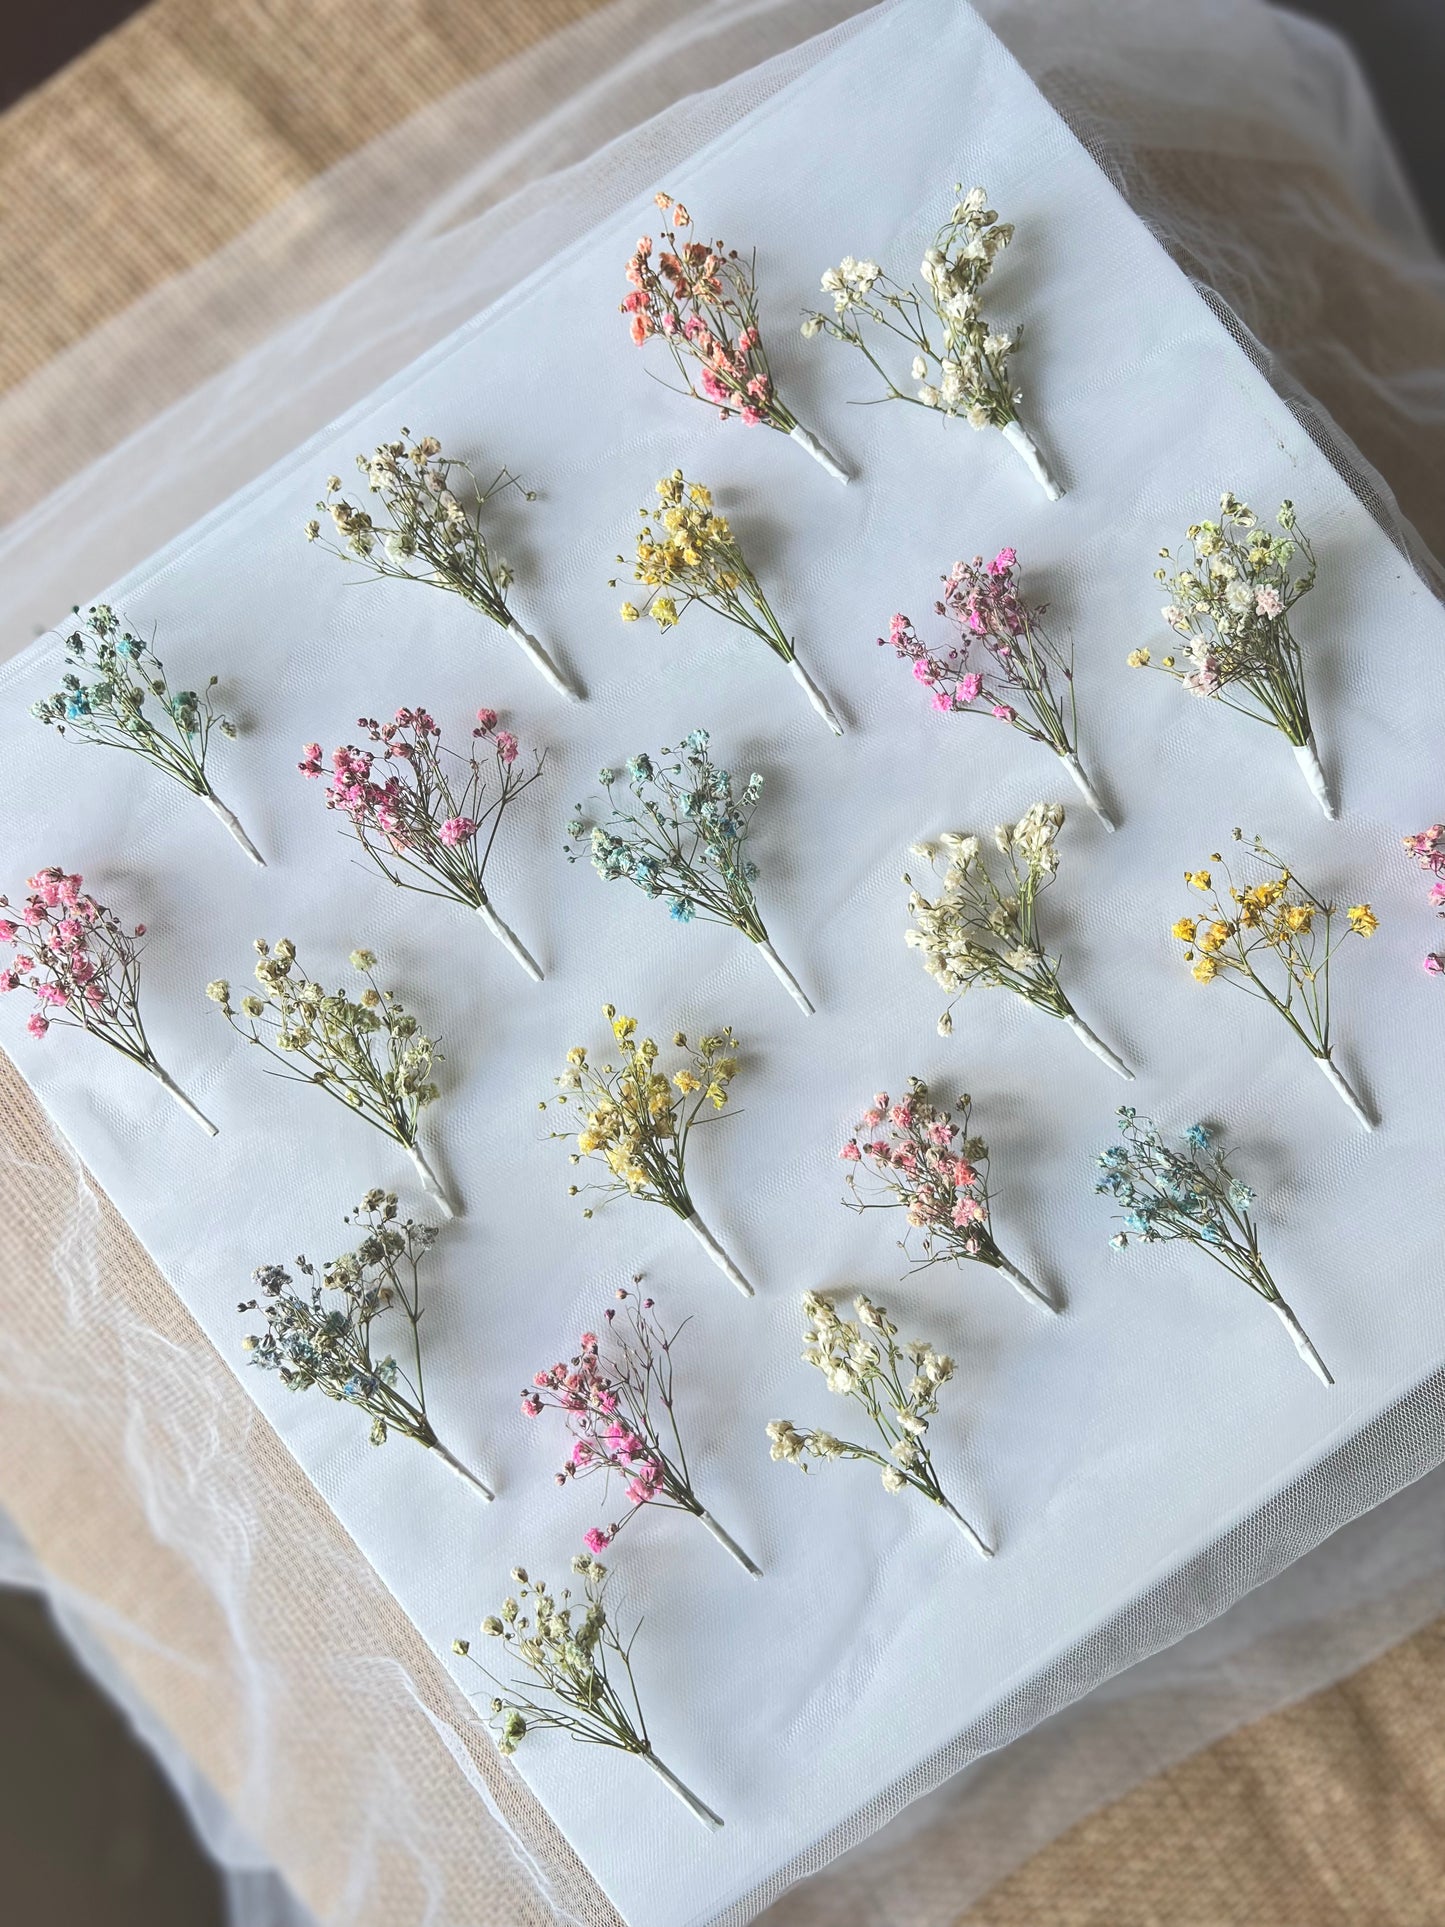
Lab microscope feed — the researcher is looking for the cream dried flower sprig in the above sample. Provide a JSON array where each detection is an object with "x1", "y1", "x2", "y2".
[
  {"x1": 547, "y1": 1007, "x2": 752, "y2": 1296},
  {"x1": 768, "y1": 1292, "x2": 993, "y2": 1558},
  {"x1": 612, "y1": 471, "x2": 844, "y2": 737},
  {"x1": 803, "y1": 186, "x2": 1060, "y2": 498},
  {"x1": 1172, "y1": 831, "x2": 1376, "y2": 1127},
  {"x1": 207, "y1": 941, "x2": 456, "y2": 1212},
  {"x1": 242, "y1": 1191, "x2": 495, "y2": 1496},
  {"x1": 306, "y1": 432, "x2": 579, "y2": 702},
  {"x1": 455, "y1": 1551, "x2": 723, "y2": 1828},
  {"x1": 30, "y1": 603, "x2": 264, "y2": 864},
  {"x1": 904, "y1": 808, "x2": 1133, "y2": 1079},
  {"x1": 1132, "y1": 496, "x2": 1332, "y2": 816}
]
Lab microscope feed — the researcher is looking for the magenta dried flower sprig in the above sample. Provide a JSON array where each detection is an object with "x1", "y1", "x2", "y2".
[
  {"x1": 0, "y1": 866, "x2": 215, "y2": 1134},
  {"x1": 301, "y1": 704, "x2": 545, "y2": 981},
  {"x1": 1402, "y1": 825, "x2": 1445, "y2": 974},
  {"x1": 523, "y1": 1286, "x2": 759, "y2": 1575},
  {"x1": 622, "y1": 192, "x2": 848, "y2": 483}
]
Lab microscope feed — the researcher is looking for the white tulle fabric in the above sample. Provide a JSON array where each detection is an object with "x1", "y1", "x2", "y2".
[{"x1": 4, "y1": 1, "x2": 1445, "y2": 1924}]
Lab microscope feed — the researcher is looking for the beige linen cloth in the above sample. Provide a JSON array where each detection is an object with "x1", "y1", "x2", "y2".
[{"x1": 3, "y1": 3, "x2": 1445, "y2": 1923}]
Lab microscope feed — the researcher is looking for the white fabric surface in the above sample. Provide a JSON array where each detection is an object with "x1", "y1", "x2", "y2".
[{"x1": 4, "y1": 3, "x2": 1445, "y2": 1924}]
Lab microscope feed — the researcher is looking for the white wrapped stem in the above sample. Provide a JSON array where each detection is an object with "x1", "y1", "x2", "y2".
[
  {"x1": 787, "y1": 421, "x2": 850, "y2": 484},
  {"x1": 1316, "y1": 1052, "x2": 1374, "y2": 1130},
  {"x1": 202, "y1": 789, "x2": 266, "y2": 866},
  {"x1": 754, "y1": 937, "x2": 815, "y2": 1015},
  {"x1": 1271, "y1": 1298, "x2": 1335, "y2": 1388},
  {"x1": 406, "y1": 1141, "x2": 458, "y2": 1218},
  {"x1": 1060, "y1": 752, "x2": 1116, "y2": 830},
  {"x1": 428, "y1": 1438, "x2": 495, "y2": 1501},
  {"x1": 999, "y1": 418, "x2": 1063, "y2": 500},
  {"x1": 1063, "y1": 1011, "x2": 1135, "y2": 1080},
  {"x1": 695, "y1": 1506, "x2": 762, "y2": 1577},
  {"x1": 940, "y1": 1496, "x2": 995, "y2": 1559},
  {"x1": 503, "y1": 616, "x2": 581, "y2": 703},
  {"x1": 993, "y1": 1251, "x2": 1057, "y2": 1313},
  {"x1": 787, "y1": 654, "x2": 845, "y2": 737},
  {"x1": 1292, "y1": 736, "x2": 1337, "y2": 818},
  {"x1": 640, "y1": 1749, "x2": 724, "y2": 1831},
  {"x1": 683, "y1": 1209, "x2": 754, "y2": 1297},
  {"x1": 150, "y1": 1062, "x2": 218, "y2": 1137},
  {"x1": 474, "y1": 899, "x2": 543, "y2": 982}
]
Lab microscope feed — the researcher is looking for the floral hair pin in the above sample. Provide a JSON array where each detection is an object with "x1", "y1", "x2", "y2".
[
  {"x1": 803, "y1": 186, "x2": 1060, "y2": 499},
  {"x1": 622, "y1": 192, "x2": 847, "y2": 483},
  {"x1": 1098, "y1": 1110, "x2": 1332, "y2": 1386},
  {"x1": 841, "y1": 1080, "x2": 1052, "y2": 1311},
  {"x1": 612, "y1": 471, "x2": 844, "y2": 737},
  {"x1": 455, "y1": 1551, "x2": 723, "y2": 1829},
  {"x1": 1402, "y1": 825, "x2": 1445, "y2": 974},
  {"x1": 883, "y1": 549, "x2": 1112, "y2": 828},
  {"x1": 30, "y1": 603, "x2": 263, "y2": 865},
  {"x1": 242, "y1": 1190, "x2": 494, "y2": 1497},
  {"x1": 1172, "y1": 831, "x2": 1375, "y2": 1128},
  {"x1": 565, "y1": 731, "x2": 812, "y2": 1015},
  {"x1": 1132, "y1": 496, "x2": 1333, "y2": 816},
  {"x1": 767, "y1": 1292, "x2": 993, "y2": 1558},
  {"x1": 1, "y1": 867, "x2": 214, "y2": 1134},
  {"x1": 523, "y1": 1285, "x2": 759, "y2": 1575},
  {"x1": 547, "y1": 1007, "x2": 751, "y2": 1296},
  {"x1": 301, "y1": 705, "x2": 544, "y2": 981},
  {"x1": 306, "y1": 432, "x2": 579, "y2": 703},
  {"x1": 904, "y1": 808, "x2": 1133, "y2": 1079},
  {"x1": 207, "y1": 941, "x2": 455, "y2": 1212}
]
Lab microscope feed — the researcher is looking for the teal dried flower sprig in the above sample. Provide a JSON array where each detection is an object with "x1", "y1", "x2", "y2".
[
  {"x1": 30, "y1": 603, "x2": 264, "y2": 865},
  {"x1": 456, "y1": 1551, "x2": 723, "y2": 1829},
  {"x1": 565, "y1": 730, "x2": 813, "y2": 1015},
  {"x1": 305, "y1": 431, "x2": 580, "y2": 703},
  {"x1": 207, "y1": 941, "x2": 455, "y2": 1215},
  {"x1": 242, "y1": 1190, "x2": 494, "y2": 1498},
  {"x1": 767, "y1": 1291, "x2": 993, "y2": 1558},
  {"x1": 1097, "y1": 1109, "x2": 1332, "y2": 1386}
]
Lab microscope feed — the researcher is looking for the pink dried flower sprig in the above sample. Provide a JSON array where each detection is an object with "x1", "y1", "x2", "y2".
[
  {"x1": 622, "y1": 191, "x2": 848, "y2": 483},
  {"x1": 1403, "y1": 825, "x2": 1445, "y2": 974},
  {"x1": 0, "y1": 867, "x2": 215, "y2": 1134},
  {"x1": 301, "y1": 704, "x2": 545, "y2": 981},
  {"x1": 523, "y1": 1286, "x2": 759, "y2": 1576},
  {"x1": 842, "y1": 1080, "x2": 1052, "y2": 1311},
  {"x1": 884, "y1": 548, "x2": 1114, "y2": 829}
]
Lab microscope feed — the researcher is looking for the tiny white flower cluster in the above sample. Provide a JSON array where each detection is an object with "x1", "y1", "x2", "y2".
[{"x1": 904, "y1": 807, "x2": 1064, "y2": 1015}]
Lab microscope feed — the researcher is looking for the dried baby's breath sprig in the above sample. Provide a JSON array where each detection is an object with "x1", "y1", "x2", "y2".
[
  {"x1": 1173, "y1": 831, "x2": 1375, "y2": 1127},
  {"x1": 1097, "y1": 1110, "x2": 1332, "y2": 1386},
  {"x1": 1134, "y1": 496, "x2": 1332, "y2": 816},
  {"x1": 883, "y1": 547, "x2": 1113, "y2": 828},
  {"x1": 610, "y1": 471, "x2": 843, "y2": 737},
  {"x1": 547, "y1": 1007, "x2": 751, "y2": 1296},
  {"x1": 841, "y1": 1079, "x2": 1052, "y2": 1311},
  {"x1": 803, "y1": 186, "x2": 1060, "y2": 499},
  {"x1": 904, "y1": 808, "x2": 1133, "y2": 1079},
  {"x1": 30, "y1": 603, "x2": 263, "y2": 864},
  {"x1": 522, "y1": 1285, "x2": 759, "y2": 1576},
  {"x1": 1, "y1": 866, "x2": 214, "y2": 1134},
  {"x1": 241, "y1": 1190, "x2": 494, "y2": 1496},
  {"x1": 306, "y1": 431, "x2": 579, "y2": 703},
  {"x1": 1402, "y1": 824, "x2": 1445, "y2": 976},
  {"x1": 455, "y1": 1551, "x2": 723, "y2": 1828},
  {"x1": 564, "y1": 730, "x2": 812, "y2": 1015},
  {"x1": 622, "y1": 191, "x2": 847, "y2": 483},
  {"x1": 768, "y1": 1291, "x2": 992, "y2": 1558},
  {"x1": 301, "y1": 704, "x2": 545, "y2": 981},
  {"x1": 208, "y1": 940, "x2": 456, "y2": 1212}
]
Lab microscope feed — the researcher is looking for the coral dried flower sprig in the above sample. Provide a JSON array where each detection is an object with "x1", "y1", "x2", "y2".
[
  {"x1": 1132, "y1": 496, "x2": 1333, "y2": 816},
  {"x1": 768, "y1": 1292, "x2": 993, "y2": 1558},
  {"x1": 242, "y1": 1191, "x2": 494, "y2": 1497},
  {"x1": 622, "y1": 191, "x2": 848, "y2": 483},
  {"x1": 565, "y1": 731, "x2": 813, "y2": 1015},
  {"x1": 523, "y1": 1286, "x2": 760, "y2": 1575},
  {"x1": 613, "y1": 471, "x2": 844, "y2": 737},
  {"x1": 30, "y1": 603, "x2": 264, "y2": 865},
  {"x1": 207, "y1": 941, "x2": 457, "y2": 1212},
  {"x1": 904, "y1": 808, "x2": 1134, "y2": 1079},
  {"x1": 1172, "y1": 832, "x2": 1376, "y2": 1128},
  {"x1": 547, "y1": 1008, "x2": 752, "y2": 1296},
  {"x1": 842, "y1": 1080, "x2": 1052, "y2": 1311},
  {"x1": 301, "y1": 704, "x2": 545, "y2": 982},
  {"x1": 0, "y1": 867, "x2": 215, "y2": 1134},
  {"x1": 306, "y1": 433, "x2": 580, "y2": 702},
  {"x1": 1097, "y1": 1110, "x2": 1332, "y2": 1386},
  {"x1": 1402, "y1": 824, "x2": 1445, "y2": 975},
  {"x1": 884, "y1": 548, "x2": 1113, "y2": 828},
  {"x1": 803, "y1": 186, "x2": 1061, "y2": 499}
]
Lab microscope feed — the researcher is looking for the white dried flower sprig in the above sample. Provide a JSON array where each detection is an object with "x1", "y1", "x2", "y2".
[
  {"x1": 207, "y1": 941, "x2": 456, "y2": 1214},
  {"x1": 904, "y1": 808, "x2": 1134, "y2": 1079},
  {"x1": 241, "y1": 1191, "x2": 495, "y2": 1495},
  {"x1": 802, "y1": 187, "x2": 1061, "y2": 499},
  {"x1": 305, "y1": 432, "x2": 580, "y2": 703},
  {"x1": 455, "y1": 1551, "x2": 724, "y2": 1829},
  {"x1": 768, "y1": 1292, "x2": 993, "y2": 1558}
]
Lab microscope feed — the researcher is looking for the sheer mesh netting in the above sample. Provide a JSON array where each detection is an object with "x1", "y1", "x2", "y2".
[{"x1": 2, "y1": 2, "x2": 1445, "y2": 1923}]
